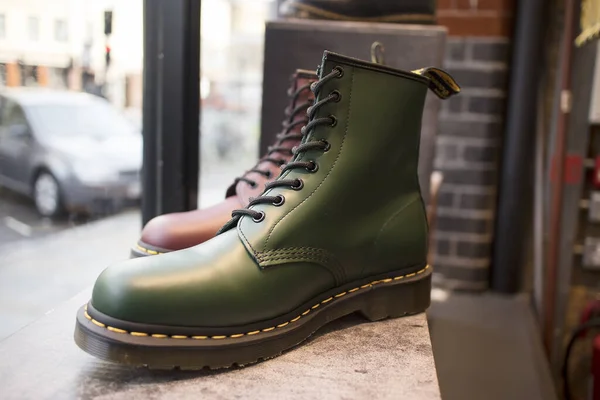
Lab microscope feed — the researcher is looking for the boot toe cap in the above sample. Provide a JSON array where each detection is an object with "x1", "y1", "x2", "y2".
[{"x1": 139, "y1": 197, "x2": 242, "y2": 252}]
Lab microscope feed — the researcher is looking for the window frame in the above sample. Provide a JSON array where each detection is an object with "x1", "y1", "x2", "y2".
[
  {"x1": 54, "y1": 19, "x2": 68, "y2": 43},
  {"x1": 28, "y1": 16, "x2": 39, "y2": 42}
]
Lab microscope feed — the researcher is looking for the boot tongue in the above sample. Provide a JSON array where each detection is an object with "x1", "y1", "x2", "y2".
[{"x1": 226, "y1": 69, "x2": 317, "y2": 205}]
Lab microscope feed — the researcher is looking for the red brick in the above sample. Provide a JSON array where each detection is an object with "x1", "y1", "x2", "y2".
[
  {"x1": 456, "y1": 0, "x2": 476, "y2": 10},
  {"x1": 478, "y1": 0, "x2": 516, "y2": 11},
  {"x1": 437, "y1": 0, "x2": 456, "y2": 10},
  {"x1": 438, "y1": 14, "x2": 514, "y2": 36}
]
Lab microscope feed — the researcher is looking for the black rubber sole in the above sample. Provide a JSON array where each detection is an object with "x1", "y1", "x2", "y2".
[
  {"x1": 285, "y1": 3, "x2": 436, "y2": 24},
  {"x1": 74, "y1": 265, "x2": 431, "y2": 369}
]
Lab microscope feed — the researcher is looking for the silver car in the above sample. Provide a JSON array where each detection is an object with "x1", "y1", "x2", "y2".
[{"x1": 0, "y1": 89, "x2": 142, "y2": 217}]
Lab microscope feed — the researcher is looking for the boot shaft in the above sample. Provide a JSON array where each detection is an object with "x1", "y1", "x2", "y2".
[
  {"x1": 237, "y1": 52, "x2": 448, "y2": 281},
  {"x1": 309, "y1": 52, "x2": 429, "y2": 201}
]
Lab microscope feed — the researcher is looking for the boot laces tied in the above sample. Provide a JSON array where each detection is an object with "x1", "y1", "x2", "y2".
[
  {"x1": 233, "y1": 81, "x2": 313, "y2": 188},
  {"x1": 219, "y1": 66, "x2": 344, "y2": 232}
]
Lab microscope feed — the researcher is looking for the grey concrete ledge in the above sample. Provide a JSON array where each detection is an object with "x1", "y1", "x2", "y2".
[{"x1": 0, "y1": 288, "x2": 440, "y2": 400}]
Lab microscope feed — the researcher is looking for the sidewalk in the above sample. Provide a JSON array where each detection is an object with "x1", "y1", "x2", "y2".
[{"x1": 0, "y1": 210, "x2": 140, "y2": 341}]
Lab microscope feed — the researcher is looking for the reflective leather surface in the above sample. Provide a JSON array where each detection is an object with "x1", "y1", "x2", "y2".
[
  {"x1": 92, "y1": 52, "x2": 450, "y2": 327},
  {"x1": 139, "y1": 197, "x2": 242, "y2": 252}
]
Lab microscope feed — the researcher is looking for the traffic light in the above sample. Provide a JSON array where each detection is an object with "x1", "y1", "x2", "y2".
[
  {"x1": 104, "y1": 11, "x2": 113, "y2": 35},
  {"x1": 105, "y1": 45, "x2": 111, "y2": 67}
]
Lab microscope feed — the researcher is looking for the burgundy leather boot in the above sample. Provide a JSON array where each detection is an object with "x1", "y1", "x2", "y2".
[{"x1": 131, "y1": 70, "x2": 317, "y2": 257}]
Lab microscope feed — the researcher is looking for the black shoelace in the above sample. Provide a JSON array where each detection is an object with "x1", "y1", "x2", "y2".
[
  {"x1": 233, "y1": 82, "x2": 314, "y2": 188},
  {"x1": 218, "y1": 66, "x2": 344, "y2": 232}
]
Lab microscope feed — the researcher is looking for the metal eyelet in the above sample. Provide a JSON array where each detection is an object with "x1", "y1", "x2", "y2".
[
  {"x1": 265, "y1": 171, "x2": 272, "y2": 179},
  {"x1": 329, "y1": 115, "x2": 337, "y2": 127},
  {"x1": 273, "y1": 195, "x2": 285, "y2": 206},
  {"x1": 334, "y1": 66, "x2": 344, "y2": 78},
  {"x1": 252, "y1": 211, "x2": 265, "y2": 223},
  {"x1": 292, "y1": 179, "x2": 304, "y2": 190},
  {"x1": 250, "y1": 181, "x2": 258, "y2": 188},
  {"x1": 306, "y1": 161, "x2": 319, "y2": 173},
  {"x1": 321, "y1": 139, "x2": 331, "y2": 152},
  {"x1": 330, "y1": 90, "x2": 342, "y2": 102}
]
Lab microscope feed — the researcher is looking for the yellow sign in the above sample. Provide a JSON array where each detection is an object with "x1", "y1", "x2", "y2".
[{"x1": 576, "y1": 0, "x2": 600, "y2": 46}]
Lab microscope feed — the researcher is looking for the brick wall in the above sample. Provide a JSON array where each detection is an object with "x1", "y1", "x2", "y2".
[{"x1": 432, "y1": 0, "x2": 515, "y2": 290}]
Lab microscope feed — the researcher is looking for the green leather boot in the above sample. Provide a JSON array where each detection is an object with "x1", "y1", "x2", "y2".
[{"x1": 74, "y1": 51, "x2": 460, "y2": 368}]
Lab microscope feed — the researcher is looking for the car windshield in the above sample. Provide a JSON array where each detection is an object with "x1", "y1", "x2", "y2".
[{"x1": 26, "y1": 99, "x2": 136, "y2": 138}]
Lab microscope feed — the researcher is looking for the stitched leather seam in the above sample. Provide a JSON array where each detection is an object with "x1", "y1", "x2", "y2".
[
  {"x1": 259, "y1": 247, "x2": 333, "y2": 257},
  {"x1": 257, "y1": 251, "x2": 344, "y2": 284},
  {"x1": 83, "y1": 265, "x2": 429, "y2": 340},
  {"x1": 262, "y1": 67, "x2": 355, "y2": 252},
  {"x1": 238, "y1": 218, "x2": 259, "y2": 260},
  {"x1": 327, "y1": 59, "x2": 429, "y2": 85}
]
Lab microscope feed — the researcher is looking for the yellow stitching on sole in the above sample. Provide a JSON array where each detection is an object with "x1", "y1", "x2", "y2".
[
  {"x1": 107, "y1": 326, "x2": 127, "y2": 334},
  {"x1": 136, "y1": 244, "x2": 160, "y2": 255},
  {"x1": 82, "y1": 266, "x2": 430, "y2": 340},
  {"x1": 91, "y1": 319, "x2": 105, "y2": 328}
]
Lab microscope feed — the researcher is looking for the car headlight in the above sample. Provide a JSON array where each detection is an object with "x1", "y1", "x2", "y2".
[{"x1": 72, "y1": 162, "x2": 118, "y2": 183}]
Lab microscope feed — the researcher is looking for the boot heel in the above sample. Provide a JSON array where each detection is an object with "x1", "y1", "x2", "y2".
[{"x1": 359, "y1": 270, "x2": 431, "y2": 322}]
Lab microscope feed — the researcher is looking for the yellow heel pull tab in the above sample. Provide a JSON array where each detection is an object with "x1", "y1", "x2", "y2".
[{"x1": 411, "y1": 67, "x2": 461, "y2": 99}]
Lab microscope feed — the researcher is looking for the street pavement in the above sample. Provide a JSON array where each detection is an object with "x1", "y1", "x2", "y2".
[
  {"x1": 0, "y1": 188, "x2": 88, "y2": 246},
  {"x1": 0, "y1": 155, "x2": 254, "y2": 341}
]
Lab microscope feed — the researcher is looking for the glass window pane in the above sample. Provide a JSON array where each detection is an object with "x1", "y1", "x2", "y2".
[{"x1": 199, "y1": 0, "x2": 273, "y2": 207}]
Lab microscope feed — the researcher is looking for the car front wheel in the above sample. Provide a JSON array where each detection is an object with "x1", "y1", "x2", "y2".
[{"x1": 33, "y1": 172, "x2": 64, "y2": 218}]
